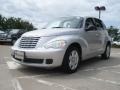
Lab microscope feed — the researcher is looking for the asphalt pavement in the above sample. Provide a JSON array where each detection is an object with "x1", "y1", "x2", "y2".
[{"x1": 0, "y1": 44, "x2": 120, "y2": 90}]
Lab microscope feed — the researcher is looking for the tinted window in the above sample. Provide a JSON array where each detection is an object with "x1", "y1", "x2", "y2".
[
  {"x1": 94, "y1": 18, "x2": 104, "y2": 29},
  {"x1": 85, "y1": 18, "x2": 95, "y2": 28}
]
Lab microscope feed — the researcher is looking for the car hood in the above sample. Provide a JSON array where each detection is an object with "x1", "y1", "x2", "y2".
[{"x1": 22, "y1": 28, "x2": 81, "y2": 37}]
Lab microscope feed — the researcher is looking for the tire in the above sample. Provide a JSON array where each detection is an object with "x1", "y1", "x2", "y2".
[
  {"x1": 62, "y1": 46, "x2": 81, "y2": 73},
  {"x1": 101, "y1": 44, "x2": 111, "y2": 59}
]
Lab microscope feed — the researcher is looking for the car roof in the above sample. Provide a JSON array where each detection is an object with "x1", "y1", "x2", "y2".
[
  {"x1": 84, "y1": 16, "x2": 101, "y2": 20},
  {"x1": 60, "y1": 16, "x2": 101, "y2": 20}
]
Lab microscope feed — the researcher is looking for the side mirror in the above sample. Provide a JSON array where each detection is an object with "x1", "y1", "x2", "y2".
[{"x1": 85, "y1": 25, "x2": 96, "y2": 31}]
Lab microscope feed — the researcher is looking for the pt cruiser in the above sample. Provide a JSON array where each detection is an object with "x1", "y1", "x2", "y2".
[{"x1": 11, "y1": 17, "x2": 111, "y2": 73}]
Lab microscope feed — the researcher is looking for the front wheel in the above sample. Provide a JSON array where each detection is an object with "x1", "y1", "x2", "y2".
[
  {"x1": 62, "y1": 46, "x2": 81, "y2": 73},
  {"x1": 101, "y1": 44, "x2": 111, "y2": 59}
]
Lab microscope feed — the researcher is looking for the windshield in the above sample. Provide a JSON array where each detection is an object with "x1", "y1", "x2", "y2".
[
  {"x1": 9, "y1": 29, "x2": 19, "y2": 34},
  {"x1": 44, "y1": 17, "x2": 83, "y2": 29}
]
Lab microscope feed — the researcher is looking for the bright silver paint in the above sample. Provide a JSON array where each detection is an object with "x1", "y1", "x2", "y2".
[{"x1": 11, "y1": 16, "x2": 111, "y2": 68}]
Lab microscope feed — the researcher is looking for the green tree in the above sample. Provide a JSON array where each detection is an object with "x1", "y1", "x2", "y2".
[
  {"x1": 0, "y1": 14, "x2": 35, "y2": 31},
  {"x1": 107, "y1": 26, "x2": 120, "y2": 41},
  {"x1": 0, "y1": 15, "x2": 6, "y2": 29}
]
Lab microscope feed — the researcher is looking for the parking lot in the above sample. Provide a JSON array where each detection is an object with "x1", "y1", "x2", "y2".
[{"x1": 0, "y1": 44, "x2": 120, "y2": 90}]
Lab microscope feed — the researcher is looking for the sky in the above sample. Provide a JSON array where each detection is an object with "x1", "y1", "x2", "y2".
[{"x1": 0, "y1": 0, "x2": 120, "y2": 28}]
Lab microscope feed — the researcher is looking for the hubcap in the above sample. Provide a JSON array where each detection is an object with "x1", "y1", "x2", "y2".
[
  {"x1": 106, "y1": 46, "x2": 110, "y2": 58},
  {"x1": 69, "y1": 50, "x2": 79, "y2": 70}
]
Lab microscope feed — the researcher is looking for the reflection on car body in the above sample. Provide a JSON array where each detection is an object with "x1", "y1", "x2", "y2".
[{"x1": 11, "y1": 16, "x2": 111, "y2": 73}]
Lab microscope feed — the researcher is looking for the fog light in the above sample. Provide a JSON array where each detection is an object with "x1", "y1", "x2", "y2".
[{"x1": 46, "y1": 59, "x2": 53, "y2": 64}]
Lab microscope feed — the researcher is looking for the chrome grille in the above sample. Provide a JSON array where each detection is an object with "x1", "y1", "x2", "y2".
[{"x1": 20, "y1": 37, "x2": 40, "y2": 48}]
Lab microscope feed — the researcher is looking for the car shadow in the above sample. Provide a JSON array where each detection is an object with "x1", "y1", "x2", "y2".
[{"x1": 14, "y1": 55, "x2": 120, "y2": 79}]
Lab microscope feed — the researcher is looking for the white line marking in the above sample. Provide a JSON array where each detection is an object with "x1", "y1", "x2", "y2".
[
  {"x1": 4, "y1": 57, "x2": 10, "y2": 59},
  {"x1": 12, "y1": 79, "x2": 23, "y2": 90},
  {"x1": 37, "y1": 79, "x2": 54, "y2": 86},
  {"x1": 83, "y1": 64, "x2": 120, "y2": 72},
  {"x1": 37, "y1": 79, "x2": 77, "y2": 90},
  {"x1": 112, "y1": 53, "x2": 120, "y2": 55},
  {"x1": 107, "y1": 70, "x2": 120, "y2": 74},
  {"x1": 83, "y1": 68, "x2": 96, "y2": 71},
  {"x1": 98, "y1": 69, "x2": 120, "y2": 74},
  {"x1": 83, "y1": 69, "x2": 120, "y2": 76},
  {"x1": 6, "y1": 61, "x2": 21, "y2": 69},
  {"x1": 17, "y1": 74, "x2": 45, "y2": 79},
  {"x1": 90, "y1": 77, "x2": 120, "y2": 85}
]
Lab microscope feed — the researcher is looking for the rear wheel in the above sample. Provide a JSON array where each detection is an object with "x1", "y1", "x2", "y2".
[
  {"x1": 101, "y1": 44, "x2": 111, "y2": 59},
  {"x1": 62, "y1": 46, "x2": 81, "y2": 73}
]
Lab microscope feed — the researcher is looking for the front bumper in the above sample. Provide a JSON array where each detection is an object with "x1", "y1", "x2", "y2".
[{"x1": 11, "y1": 47, "x2": 66, "y2": 68}]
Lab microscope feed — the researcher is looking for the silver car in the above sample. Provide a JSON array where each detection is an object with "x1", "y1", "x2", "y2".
[{"x1": 11, "y1": 16, "x2": 111, "y2": 73}]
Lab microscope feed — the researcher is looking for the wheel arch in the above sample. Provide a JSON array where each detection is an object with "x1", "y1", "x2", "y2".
[
  {"x1": 66, "y1": 42, "x2": 82, "y2": 59},
  {"x1": 61, "y1": 42, "x2": 82, "y2": 73}
]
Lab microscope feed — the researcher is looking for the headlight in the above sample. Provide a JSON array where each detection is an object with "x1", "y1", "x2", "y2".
[{"x1": 44, "y1": 40, "x2": 67, "y2": 49}]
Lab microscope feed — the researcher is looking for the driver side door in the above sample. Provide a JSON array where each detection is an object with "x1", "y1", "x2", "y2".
[{"x1": 83, "y1": 18, "x2": 99, "y2": 57}]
